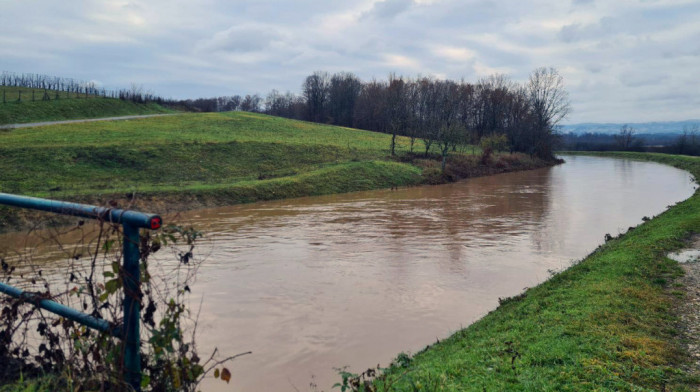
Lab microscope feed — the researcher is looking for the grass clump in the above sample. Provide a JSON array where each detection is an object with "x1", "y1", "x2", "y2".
[
  {"x1": 0, "y1": 376, "x2": 59, "y2": 392},
  {"x1": 359, "y1": 152, "x2": 700, "y2": 391}
]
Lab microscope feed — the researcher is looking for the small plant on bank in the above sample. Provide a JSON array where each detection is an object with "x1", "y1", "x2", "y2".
[
  {"x1": 479, "y1": 134, "x2": 509, "y2": 165},
  {"x1": 331, "y1": 352, "x2": 448, "y2": 392}
]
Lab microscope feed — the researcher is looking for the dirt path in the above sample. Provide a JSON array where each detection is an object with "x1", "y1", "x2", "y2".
[
  {"x1": 671, "y1": 236, "x2": 700, "y2": 381},
  {"x1": 1, "y1": 113, "x2": 177, "y2": 129},
  {"x1": 678, "y1": 263, "x2": 700, "y2": 370}
]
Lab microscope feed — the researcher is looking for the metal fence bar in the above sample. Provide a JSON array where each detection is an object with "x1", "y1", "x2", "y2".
[
  {"x1": 0, "y1": 282, "x2": 121, "y2": 336},
  {"x1": 0, "y1": 193, "x2": 162, "y2": 230},
  {"x1": 123, "y1": 222, "x2": 142, "y2": 389},
  {"x1": 0, "y1": 192, "x2": 162, "y2": 392}
]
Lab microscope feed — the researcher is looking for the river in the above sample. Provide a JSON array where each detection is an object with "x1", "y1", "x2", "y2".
[{"x1": 1, "y1": 155, "x2": 696, "y2": 391}]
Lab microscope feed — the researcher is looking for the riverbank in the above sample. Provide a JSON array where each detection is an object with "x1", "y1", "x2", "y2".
[
  {"x1": 0, "y1": 112, "x2": 555, "y2": 232},
  {"x1": 366, "y1": 152, "x2": 700, "y2": 391}
]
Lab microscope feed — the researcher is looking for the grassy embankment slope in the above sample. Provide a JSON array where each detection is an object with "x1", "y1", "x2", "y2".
[
  {"x1": 0, "y1": 111, "x2": 549, "y2": 231},
  {"x1": 0, "y1": 87, "x2": 171, "y2": 125},
  {"x1": 0, "y1": 111, "x2": 420, "y2": 199},
  {"x1": 370, "y1": 151, "x2": 700, "y2": 391},
  {"x1": 0, "y1": 110, "x2": 547, "y2": 198}
]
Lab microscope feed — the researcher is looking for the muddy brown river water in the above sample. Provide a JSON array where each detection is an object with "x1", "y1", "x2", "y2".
[{"x1": 0, "y1": 155, "x2": 696, "y2": 391}]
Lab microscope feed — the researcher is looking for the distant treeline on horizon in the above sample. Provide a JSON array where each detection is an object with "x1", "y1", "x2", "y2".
[
  {"x1": 1, "y1": 71, "x2": 168, "y2": 104},
  {"x1": 561, "y1": 120, "x2": 700, "y2": 135},
  {"x1": 0, "y1": 70, "x2": 263, "y2": 111},
  {"x1": 562, "y1": 124, "x2": 700, "y2": 156}
]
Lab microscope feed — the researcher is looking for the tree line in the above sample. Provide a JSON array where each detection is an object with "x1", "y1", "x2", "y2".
[
  {"x1": 563, "y1": 124, "x2": 700, "y2": 156},
  {"x1": 175, "y1": 94, "x2": 263, "y2": 113},
  {"x1": 263, "y1": 68, "x2": 570, "y2": 160},
  {"x1": 1, "y1": 71, "x2": 172, "y2": 104},
  {"x1": 1, "y1": 71, "x2": 103, "y2": 95},
  {"x1": 0, "y1": 70, "x2": 268, "y2": 112}
]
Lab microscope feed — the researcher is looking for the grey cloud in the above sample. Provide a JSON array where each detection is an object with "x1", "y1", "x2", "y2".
[
  {"x1": 558, "y1": 17, "x2": 615, "y2": 43},
  {"x1": 1, "y1": 0, "x2": 699, "y2": 123},
  {"x1": 558, "y1": 24, "x2": 582, "y2": 43},
  {"x1": 584, "y1": 64, "x2": 603, "y2": 74},
  {"x1": 618, "y1": 71, "x2": 669, "y2": 88},
  {"x1": 200, "y1": 25, "x2": 283, "y2": 53},
  {"x1": 360, "y1": 0, "x2": 414, "y2": 20}
]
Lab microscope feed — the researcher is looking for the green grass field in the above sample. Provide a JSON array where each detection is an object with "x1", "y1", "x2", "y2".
[
  {"x1": 366, "y1": 152, "x2": 700, "y2": 391},
  {"x1": 0, "y1": 87, "x2": 171, "y2": 125},
  {"x1": 0, "y1": 112, "x2": 424, "y2": 197}
]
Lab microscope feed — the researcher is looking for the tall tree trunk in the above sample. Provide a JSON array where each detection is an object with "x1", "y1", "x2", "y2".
[{"x1": 441, "y1": 145, "x2": 449, "y2": 172}]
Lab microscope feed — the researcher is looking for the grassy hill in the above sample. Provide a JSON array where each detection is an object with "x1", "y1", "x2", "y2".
[
  {"x1": 0, "y1": 86, "x2": 171, "y2": 125},
  {"x1": 0, "y1": 112, "x2": 423, "y2": 197}
]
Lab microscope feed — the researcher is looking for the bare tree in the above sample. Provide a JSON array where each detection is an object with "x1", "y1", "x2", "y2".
[
  {"x1": 434, "y1": 80, "x2": 463, "y2": 171},
  {"x1": 675, "y1": 124, "x2": 700, "y2": 155},
  {"x1": 404, "y1": 80, "x2": 420, "y2": 153},
  {"x1": 527, "y1": 67, "x2": 571, "y2": 158},
  {"x1": 303, "y1": 71, "x2": 330, "y2": 122},
  {"x1": 386, "y1": 74, "x2": 408, "y2": 156},
  {"x1": 615, "y1": 124, "x2": 636, "y2": 150},
  {"x1": 240, "y1": 94, "x2": 262, "y2": 112},
  {"x1": 328, "y1": 72, "x2": 362, "y2": 127},
  {"x1": 353, "y1": 79, "x2": 388, "y2": 135},
  {"x1": 416, "y1": 77, "x2": 439, "y2": 157}
]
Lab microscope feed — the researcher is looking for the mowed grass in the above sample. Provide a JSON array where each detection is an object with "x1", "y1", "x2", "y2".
[
  {"x1": 1, "y1": 111, "x2": 409, "y2": 148},
  {"x1": 370, "y1": 153, "x2": 700, "y2": 391},
  {"x1": 0, "y1": 87, "x2": 171, "y2": 125},
  {"x1": 0, "y1": 111, "x2": 424, "y2": 198}
]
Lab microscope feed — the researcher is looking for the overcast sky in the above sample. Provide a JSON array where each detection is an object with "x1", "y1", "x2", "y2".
[{"x1": 1, "y1": 0, "x2": 699, "y2": 123}]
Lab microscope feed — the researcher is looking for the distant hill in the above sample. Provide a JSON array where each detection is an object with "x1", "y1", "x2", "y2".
[{"x1": 561, "y1": 120, "x2": 700, "y2": 135}]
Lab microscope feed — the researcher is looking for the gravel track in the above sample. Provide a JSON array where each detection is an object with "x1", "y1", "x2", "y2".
[{"x1": 1, "y1": 113, "x2": 177, "y2": 129}]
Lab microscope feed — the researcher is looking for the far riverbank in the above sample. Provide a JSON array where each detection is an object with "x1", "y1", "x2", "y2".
[
  {"x1": 1, "y1": 111, "x2": 560, "y2": 233},
  {"x1": 1, "y1": 153, "x2": 557, "y2": 233}
]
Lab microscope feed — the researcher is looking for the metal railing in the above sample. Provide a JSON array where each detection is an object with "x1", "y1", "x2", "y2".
[{"x1": 0, "y1": 192, "x2": 162, "y2": 391}]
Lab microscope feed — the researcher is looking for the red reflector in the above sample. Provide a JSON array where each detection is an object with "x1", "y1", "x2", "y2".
[{"x1": 150, "y1": 217, "x2": 162, "y2": 230}]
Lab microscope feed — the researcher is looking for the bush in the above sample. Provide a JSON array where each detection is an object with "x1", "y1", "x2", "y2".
[
  {"x1": 479, "y1": 134, "x2": 509, "y2": 153},
  {"x1": 0, "y1": 218, "x2": 245, "y2": 391}
]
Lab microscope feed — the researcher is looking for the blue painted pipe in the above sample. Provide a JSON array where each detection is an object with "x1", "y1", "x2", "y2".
[
  {"x1": 0, "y1": 282, "x2": 121, "y2": 337},
  {"x1": 0, "y1": 192, "x2": 161, "y2": 230},
  {"x1": 122, "y1": 223, "x2": 142, "y2": 390},
  {"x1": 0, "y1": 192, "x2": 163, "y2": 391}
]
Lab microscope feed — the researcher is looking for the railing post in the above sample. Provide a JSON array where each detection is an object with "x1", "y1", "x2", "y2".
[
  {"x1": 0, "y1": 193, "x2": 162, "y2": 390},
  {"x1": 123, "y1": 223, "x2": 141, "y2": 391}
]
